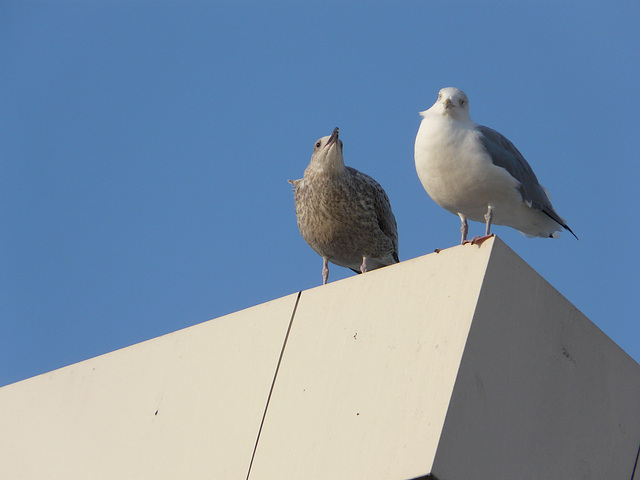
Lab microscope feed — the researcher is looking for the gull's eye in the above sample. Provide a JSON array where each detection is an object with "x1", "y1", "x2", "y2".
[
  {"x1": 315, "y1": 141, "x2": 321, "y2": 148},
  {"x1": 437, "y1": 93, "x2": 442, "y2": 100},
  {"x1": 459, "y1": 98, "x2": 466, "y2": 106}
]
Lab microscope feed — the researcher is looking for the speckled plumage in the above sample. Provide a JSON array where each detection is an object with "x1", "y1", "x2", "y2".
[{"x1": 289, "y1": 128, "x2": 399, "y2": 284}]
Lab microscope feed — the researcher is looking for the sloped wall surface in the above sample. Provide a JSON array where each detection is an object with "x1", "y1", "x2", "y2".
[{"x1": 1, "y1": 237, "x2": 638, "y2": 480}]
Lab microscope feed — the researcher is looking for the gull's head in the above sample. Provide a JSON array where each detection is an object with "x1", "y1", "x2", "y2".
[
  {"x1": 423, "y1": 87, "x2": 471, "y2": 121},
  {"x1": 308, "y1": 127, "x2": 344, "y2": 173}
]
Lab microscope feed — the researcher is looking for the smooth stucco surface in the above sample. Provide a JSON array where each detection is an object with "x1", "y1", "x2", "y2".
[
  {"x1": 1, "y1": 237, "x2": 638, "y2": 480},
  {"x1": 0, "y1": 293, "x2": 299, "y2": 479}
]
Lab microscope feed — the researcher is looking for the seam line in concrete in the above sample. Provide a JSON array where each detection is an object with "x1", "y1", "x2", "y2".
[
  {"x1": 245, "y1": 290, "x2": 302, "y2": 480},
  {"x1": 630, "y1": 437, "x2": 640, "y2": 480}
]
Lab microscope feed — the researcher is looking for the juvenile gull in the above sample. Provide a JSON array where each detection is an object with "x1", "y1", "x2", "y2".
[
  {"x1": 414, "y1": 87, "x2": 577, "y2": 244},
  {"x1": 289, "y1": 127, "x2": 399, "y2": 285}
]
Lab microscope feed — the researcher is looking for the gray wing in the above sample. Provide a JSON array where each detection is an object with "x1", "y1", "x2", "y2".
[
  {"x1": 347, "y1": 167, "x2": 399, "y2": 263},
  {"x1": 477, "y1": 125, "x2": 569, "y2": 231}
]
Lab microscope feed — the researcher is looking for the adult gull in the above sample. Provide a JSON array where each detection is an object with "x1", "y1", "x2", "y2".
[
  {"x1": 290, "y1": 127, "x2": 399, "y2": 285},
  {"x1": 414, "y1": 87, "x2": 577, "y2": 244}
]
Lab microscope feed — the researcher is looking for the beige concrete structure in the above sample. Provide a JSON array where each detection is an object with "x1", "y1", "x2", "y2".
[{"x1": 1, "y1": 237, "x2": 639, "y2": 479}]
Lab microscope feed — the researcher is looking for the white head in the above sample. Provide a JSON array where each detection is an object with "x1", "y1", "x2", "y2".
[
  {"x1": 307, "y1": 127, "x2": 344, "y2": 173},
  {"x1": 422, "y1": 87, "x2": 471, "y2": 122}
]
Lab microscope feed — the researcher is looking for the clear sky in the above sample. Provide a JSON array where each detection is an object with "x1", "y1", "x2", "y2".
[{"x1": 2, "y1": 1, "x2": 639, "y2": 387}]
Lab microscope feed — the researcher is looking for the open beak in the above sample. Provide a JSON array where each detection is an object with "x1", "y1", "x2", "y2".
[
  {"x1": 443, "y1": 98, "x2": 453, "y2": 109},
  {"x1": 326, "y1": 127, "x2": 339, "y2": 148}
]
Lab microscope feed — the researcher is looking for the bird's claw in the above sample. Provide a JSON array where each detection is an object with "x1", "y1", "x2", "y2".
[{"x1": 463, "y1": 234, "x2": 495, "y2": 246}]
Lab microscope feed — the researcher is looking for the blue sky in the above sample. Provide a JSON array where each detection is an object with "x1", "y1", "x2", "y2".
[{"x1": 2, "y1": 1, "x2": 639, "y2": 387}]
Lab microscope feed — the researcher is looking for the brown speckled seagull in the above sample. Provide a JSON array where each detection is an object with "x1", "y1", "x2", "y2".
[{"x1": 289, "y1": 127, "x2": 399, "y2": 285}]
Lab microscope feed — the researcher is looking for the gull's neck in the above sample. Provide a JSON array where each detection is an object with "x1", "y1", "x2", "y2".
[{"x1": 306, "y1": 150, "x2": 345, "y2": 177}]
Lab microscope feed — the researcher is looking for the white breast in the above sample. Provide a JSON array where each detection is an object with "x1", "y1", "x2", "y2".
[{"x1": 414, "y1": 114, "x2": 521, "y2": 222}]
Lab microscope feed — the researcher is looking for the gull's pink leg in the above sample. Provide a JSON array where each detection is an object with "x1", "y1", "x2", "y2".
[
  {"x1": 469, "y1": 234, "x2": 495, "y2": 245},
  {"x1": 322, "y1": 257, "x2": 329, "y2": 285},
  {"x1": 458, "y1": 213, "x2": 468, "y2": 244},
  {"x1": 484, "y1": 205, "x2": 493, "y2": 236},
  {"x1": 465, "y1": 206, "x2": 495, "y2": 245},
  {"x1": 360, "y1": 257, "x2": 368, "y2": 274}
]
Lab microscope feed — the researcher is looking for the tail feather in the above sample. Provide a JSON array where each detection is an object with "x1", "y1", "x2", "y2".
[{"x1": 542, "y1": 208, "x2": 578, "y2": 240}]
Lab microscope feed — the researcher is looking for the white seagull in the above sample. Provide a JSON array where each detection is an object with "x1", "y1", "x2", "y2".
[
  {"x1": 290, "y1": 128, "x2": 399, "y2": 285},
  {"x1": 414, "y1": 87, "x2": 577, "y2": 244}
]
